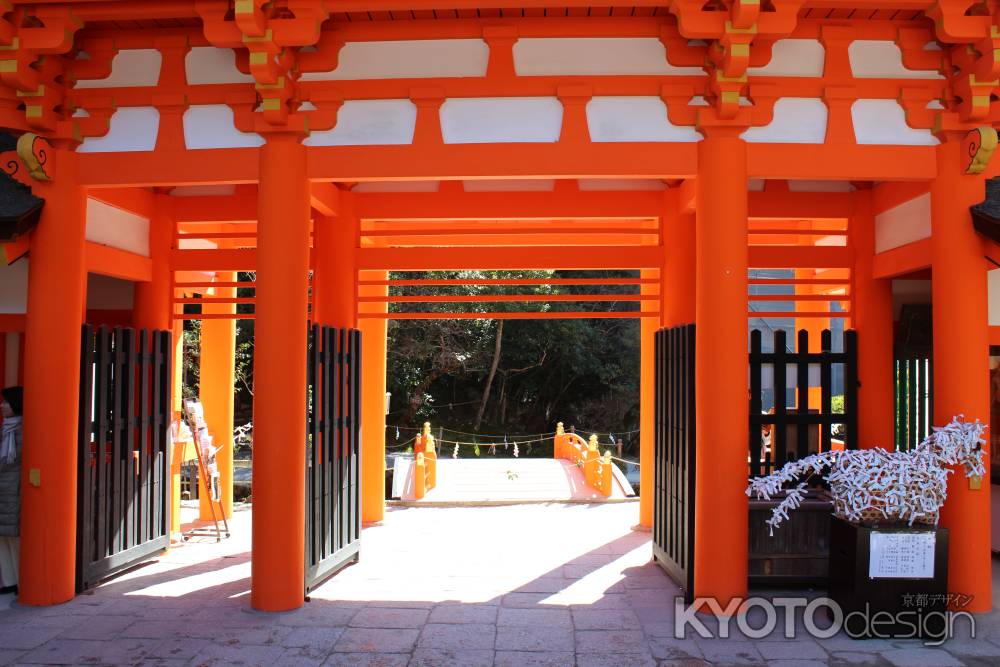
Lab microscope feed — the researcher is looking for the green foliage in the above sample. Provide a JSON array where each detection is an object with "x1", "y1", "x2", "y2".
[
  {"x1": 832, "y1": 395, "x2": 845, "y2": 414},
  {"x1": 385, "y1": 270, "x2": 641, "y2": 454}
]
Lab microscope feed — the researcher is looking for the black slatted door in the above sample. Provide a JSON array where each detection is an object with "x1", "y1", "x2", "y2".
[
  {"x1": 652, "y1": 324, "x2": 696, "y2": 603},
  {"x1": 77, "y1": 325, "x2": 171, "y2": 592},
  {"x1": 306, "y1": 325, "x2": 362, "y2": 594}
]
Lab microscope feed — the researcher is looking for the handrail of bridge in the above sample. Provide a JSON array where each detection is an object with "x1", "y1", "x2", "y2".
[
  {"x1": 554, "y1": 422, "x2": 613, "y2": 497},
  {"x1": 414, "y1": 421, "x2": 437, "y2": 499}
]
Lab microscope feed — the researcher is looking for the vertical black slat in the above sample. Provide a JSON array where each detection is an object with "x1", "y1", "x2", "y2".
[
  {"x1": 111, "y1": 328, "x2": 126, "y2": 556},
  {"x1": 351, "y1": 329, "x2": 362, "y2": 546},
  {"x1": 795, "y1": 329, "x2": 809, "y2": 462},
  {"x1": 309, "y1": 325, "x2": 321, "y2": 568},
  {"x1": 152, "y1": 331, "x2": 168, "y2": 540},
  {"x1": 659, "y1": 328, "x2": 668, "y2": 555},
  {"x1": 324, "y1": 327, "x2": 336, "y2": 557},
  {"x1": 336, "y1": 328, "x2": 347, "y2": 551},
  {"x1": 820, "y1": 329, "x2": 832, "y2": 453},
  {"x1": 926, "y1": 357, "x2": 934, "y2": 443},
  {"x1": 675, "y1": 326, "x2": 685, "y2": 569},
  {"x1": 305, "y1": 325, "x2": 315, "y2": 569},
  {"x1": 906, "y1": 358, "x2": 916, "y2": 449},
  {"x1": 749, "y1": 329, "x2": 762, "y2": 478},
  {"x1": 773, "y1": 330, "x2": 788, "y2": 475},
  {"x1": 666, "y1": 328, "x2": 676, "y2": 562},
  {"x1": 137, "y1": 331, "x2": 151, "y2": 544},
  {"x1": 892, "y1": 359, "x2": 905, "y2": 451},
  {"x1": 916, "y1": 358, "x2": 927, "y2": 444},
  {"x1": 652, "y1": 330, "x2": 659, "y2": 550},
  {"x1": 844, "y1": 331, "x2": 859, "y2": 450},
  {"x1": 77, "y1": 325, "x2": 96, "y2": 591},
  {"x1": 313, "y1": 326, "x2": 333, "y2": 558},
  {"x1": 95, "y1": 326, "x2": 111, "y2": 563},
  {"x1": 122, "y1": 329, "x2": 137, "y2": 551},
  {"x1": 685, "y1": 323, "x2": 696, "y2": 598},
  {"x1": 675, "y1": 326, "x2": 685, "y2": 570}
]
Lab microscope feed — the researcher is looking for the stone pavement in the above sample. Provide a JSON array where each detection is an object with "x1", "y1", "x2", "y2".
[{"x1": 1, "y1": 502, "x2": 999, "y2": 666}]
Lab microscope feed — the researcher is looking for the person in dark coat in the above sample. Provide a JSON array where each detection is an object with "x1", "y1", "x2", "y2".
[{"x1": 0, "y1": 386, "x2": 23, "y2": 594}]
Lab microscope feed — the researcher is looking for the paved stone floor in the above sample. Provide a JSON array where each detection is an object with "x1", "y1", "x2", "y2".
[{"x1": 1, "y1": 502, "x2": 1000, "y2": 666}]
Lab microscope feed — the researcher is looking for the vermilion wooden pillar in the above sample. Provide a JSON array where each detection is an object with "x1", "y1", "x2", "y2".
[
  {"x1": 693, "y1": 134, "x2": 749, "y2": 607},
  {"x1": 850, "y1": 190, "x2": 895, "y2": 450},
  {"x1": 661, "y1": 189, "x2": 696, "y2": 329},
  {"x1": 20, "y1": 149, "x2": 88, "y2": 605},
  {"x1": 358, "y1": 269, "x2": 387, "y2": 524},
  {"x1": 930, "y1": 138, "x2": 992, "y2": 613},
  {"x1": 313, "y1": 192, "x2": 357, "y2": 328},
  {"x1": 133, "y1": 196, "x2": 173, "y2": 331},
  {"x1": 638, "y1": 268, "x2": 658, "y2": 528},
  {"x1": 252, "y1": 135, "x2": 310, "y2": 611},
  {"x1": 200, "y1": 271, "x2": 236, "y2": 520}
]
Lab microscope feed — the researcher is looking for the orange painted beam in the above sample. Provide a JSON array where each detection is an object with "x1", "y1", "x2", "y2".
[
  {"x1": 747, "y1": 144, "x2": 937, "y2": 181},
  {"x1": 75, "y1": 143, "x2": 940, "y2": 188},
  {"x1": 872, "y1": 239, "x2": 932, "y2": 279},
  {"x1": 310, "y1": 182, "x2": 341, "y2": 218},
  {"x1": 361, "y1": 278, "x2": 658, "y2": 286},
  {"x1": 356, "y1": 245, "x2": 662, "y2": 271},
  {"x1": 748, "y1": 245, "x2": 852, "y2": 269},
  {"x1": 172, "y1": 194, "x2": 257, "y2": 224},
  {"x1": 85, "y1": 243, "x2": 153, "y2": 282},
  {"x1": 355, "y1": 190, "x2": 663, "y2": 221},
  {"x1": 87, "y1": 187, "x2": 156, "y2": 219},
  {"x1": 747, "y1": 192, "x2": 853, "y2": 220},
  {"x1": 365, "y1": 233, "x2": 658, "y2": 246}
]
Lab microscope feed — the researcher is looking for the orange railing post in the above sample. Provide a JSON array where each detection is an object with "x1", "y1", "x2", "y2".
[
  {"x1": 585, "y1": 434, "x2": 600, "y2": 487},
  {"x1": 425, "y1": 432, "x2": 437, "y2": 490},
  {"x1": 414, "y1": 453, "x2": 426, "y2": 499},
  {"x1": 554, "y1": 422, "x2": 565, "y2": 459},
  {"x1": 600, "y1": 450, "x2": 613, "y2": 497}
]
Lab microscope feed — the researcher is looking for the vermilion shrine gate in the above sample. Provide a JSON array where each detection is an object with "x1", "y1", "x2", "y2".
[{"x1": 0, "y1": 0, "x2": 997, "y2": 616}]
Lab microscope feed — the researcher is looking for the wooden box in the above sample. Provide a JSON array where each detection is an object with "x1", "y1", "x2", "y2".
[{"x1": 749, "y1": 490, "x2": 832, "y2": 587}]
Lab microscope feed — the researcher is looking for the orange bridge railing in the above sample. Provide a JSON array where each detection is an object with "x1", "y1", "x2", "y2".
[
  {"x1": 553, "y1": 422, "x2": 614, "y2": 497},
  {"x1": 413, "y1": 421, "x2": 437, "y2": 499}
]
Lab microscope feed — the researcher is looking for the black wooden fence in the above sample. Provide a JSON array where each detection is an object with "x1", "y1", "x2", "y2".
[
  {"x1": 894, "y1": 356, "x2": 933, "y2": 451},
  {"x1": 77, "y1": 325, "x2": 171, "y2": 592},
  {"x1": 749, "y1": 329, "x2": 858, "y2": 478},
  {"x1": 306, "y1": 324, "x2": 362, "y2": 594},
  {"x1": 653, "y1": 324, "x2": 696, "y2": 603}
]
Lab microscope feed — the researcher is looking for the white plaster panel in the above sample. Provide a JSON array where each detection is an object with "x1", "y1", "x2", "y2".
[
  {"x1": 874, "y1": 192, "x2": 931, "y2": 253},
  {"x1": 75, "y1": 49, "x2": 162, "y2": 88},
  {"x1": 0, "y1": 259, "x2": 28, "y2": 313},
  {"x1": 514, "y1": 38, "x2": 703, "y2": 75},
  {"x1": 86, "y1": 198, "x2": 150, "y2": 256},
  {"x1": 353, "y1": 181, "x2": 440, "y2": 193},
  {"x1": 185, "y1": 47, "x2": 254, "y2": 85},
  {"x1": 747, "y1": 40, "x2": 825, "y2": 77},
  {"x1": 990, "y1": 269, "x2": 1000, "y2": 326},
  {"x1": 852, "y1": 100, "x2": 938, "y2": 146},
  {"x1": 849, "y1": 41, "x2": 943, "y2": 79},
  {"x1": 741, "y1": 98, "x2": 827, "y2": 144},
  {"x1": 78, "y1": 107, "x2": 159, "y2": 153},
  {"x1": 302, "y1": 40, "x2": 488, "y2": 80},
  {"x1": 440, "y1": 98, "x2": 562, "y2": 144},
  {"x1": 183, "y1": 105, "x2": 264, "y2": 149},
  {"x1": 463, "y1": 180, "x2": 555, "y2": 192},
  {"x1": 305, "y1": 100, "x2": 416, "y2": 146},
  {"x1": 86, "y1": 274, "x2": 134, "y2": 310},
  {"x1": 3, "y1": 333, "x2": 18, "y2": 386},
  {"x1": 578, "y1": 179, "x2": 665, "y2": 191},
  {"x1": 587, "y1": 97, "x2": 701, "y2": 142}
]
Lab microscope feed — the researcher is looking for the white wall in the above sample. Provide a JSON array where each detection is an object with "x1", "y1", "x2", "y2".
[
  {"x1": 0, "y1": 259, "x2": 28, "y2": 314},
  {"x1": 86, "y1": 198, "x2": 151, "y2": 256},
  {"x1": 874, "y1": 193, "x2": 932, "y2": 253}
]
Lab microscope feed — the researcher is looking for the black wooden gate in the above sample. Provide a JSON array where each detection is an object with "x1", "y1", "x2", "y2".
[
  {"x1": 894, "y1": 356, "x2": 932, "y2": 451},
  {"x1": 653, "y1": 324, "x2": 696, "y2": 602},
  {"x1": 306, "y1": 324, "x2": 362, "y2": 594},
  {"x1": 749, "y1": 329, "x2": 858, "y2": 477},
  {"x1": 77, "y1": 325, "x2": 171, "y2": 592}
]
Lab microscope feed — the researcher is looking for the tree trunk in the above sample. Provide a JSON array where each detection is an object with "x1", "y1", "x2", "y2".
[{"x1": 474, "y1": 320, "x2": 503, "y2": 430}]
